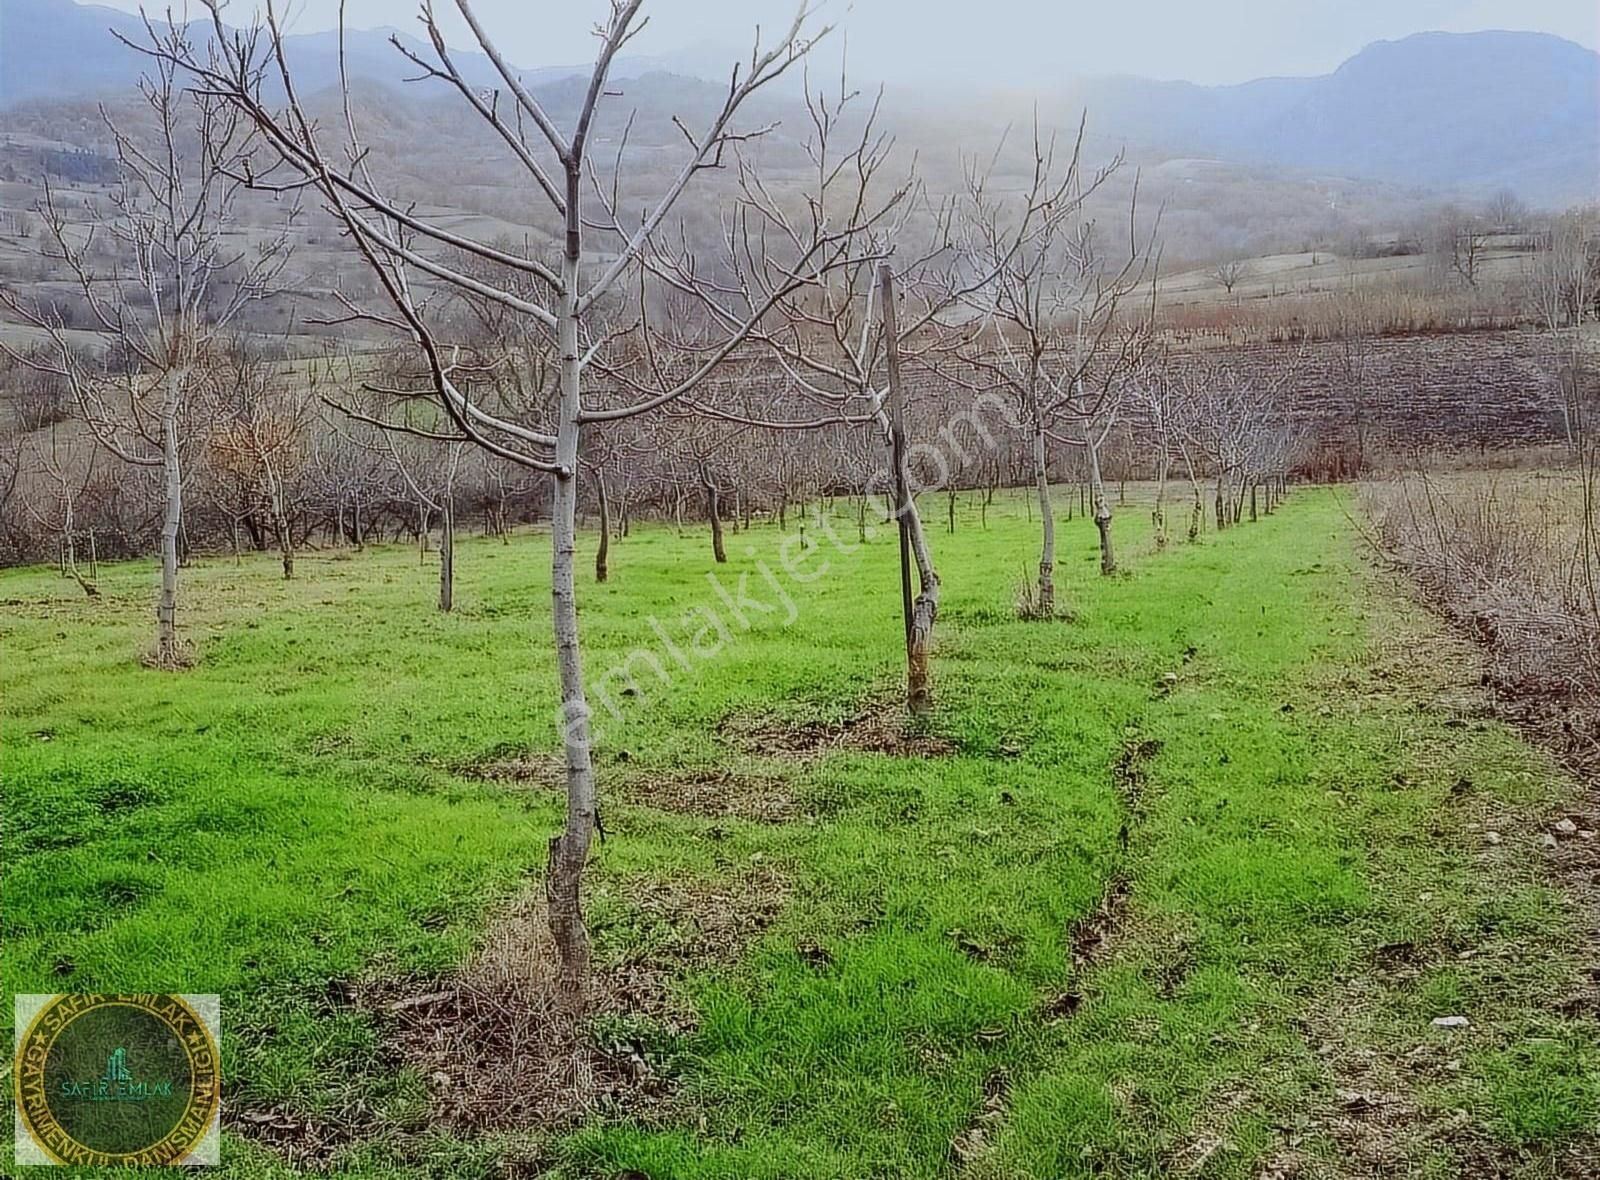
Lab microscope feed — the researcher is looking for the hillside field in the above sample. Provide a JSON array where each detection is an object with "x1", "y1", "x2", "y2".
[{"x1": 2, "y1": 490, "x2": 1597, "y2": 1178}]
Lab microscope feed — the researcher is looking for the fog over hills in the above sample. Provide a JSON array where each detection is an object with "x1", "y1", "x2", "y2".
[
  {"x1": 2, "y1": 0, "x2": 1597, "y2": 205},
  {"x1": 1063, "y1": 30, "x2": 1599, "y2": 204}
]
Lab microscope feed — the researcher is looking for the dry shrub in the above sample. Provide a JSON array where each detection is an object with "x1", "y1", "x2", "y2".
[
  {"x1": 1013, "y1": 570, "x2": 1049, "y2": 620},
  {"x1": 1363, "y1": 469, "x2": 1600, "y2": 766}
]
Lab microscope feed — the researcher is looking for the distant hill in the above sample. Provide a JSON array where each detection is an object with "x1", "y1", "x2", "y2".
[
  {"x1": 1065, "y1": 31, "x2": 1600, "y2": 206},
  {"x1": 0, "y1": 0, "x2": 745, "y2": 107},
  {"x1": 0, "y1": 0, "x2": 513, "y2": 103},
  {"x1": 3, "y1": 1, "x2": 1597, "y2": 206}
]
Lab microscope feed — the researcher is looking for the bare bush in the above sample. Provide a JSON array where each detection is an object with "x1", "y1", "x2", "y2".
[{"x1": 1363, "y1": 469, "x2": 1600, "y2": 765}]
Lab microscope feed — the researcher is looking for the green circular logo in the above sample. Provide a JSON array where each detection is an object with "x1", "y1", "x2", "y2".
[{"x1": 14, "y1": 994, "x2": 219, "y2": 1166}]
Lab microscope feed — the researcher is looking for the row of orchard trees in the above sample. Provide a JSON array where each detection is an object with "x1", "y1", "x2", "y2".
[{"x1": 0, "y1": 1, "x2": 1310, "y2": 1023}]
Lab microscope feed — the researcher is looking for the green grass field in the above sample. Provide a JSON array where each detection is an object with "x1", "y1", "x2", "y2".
[{"x1": 3, "y1": 489, "x2": 1596, "y2": 1177}]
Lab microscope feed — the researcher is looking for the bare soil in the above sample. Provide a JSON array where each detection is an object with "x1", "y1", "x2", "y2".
[
  {"x1": 452, "y1": 751, "x2": 801, "y2": 824},
  {"x1": 718, "y1": 697, "x2": 960, "y2": 759}
]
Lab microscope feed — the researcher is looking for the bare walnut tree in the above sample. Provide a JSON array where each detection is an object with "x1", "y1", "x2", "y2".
[
  {"x1": 587, "y1": 77, "x2": 965, "y2": 710},
  {"x1": 154, "y1": 0, "x2": 882, "y2": 1016},
  {"x1": 950, "y1": 119, "x2": 1157, "y2": 607},
  {"x1": 0, "y1": 20, "x2": 291, "y2": 666}
]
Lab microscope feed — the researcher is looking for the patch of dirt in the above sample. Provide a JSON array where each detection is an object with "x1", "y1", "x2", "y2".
[
  {"x1": 1290, "y1": 977, "x2": 1500, "y2": 1178},
  {"x1": 226, "y1": 1106, "x2": 351, "y2": 1170},
  {"x1": 719, "y1": 699, "x2": 959, "y2": 759},
  {"x1": 950, "y1": 1068, "x2": 1010, "y2": 1171},
  {"x1": 621, "y1": 768, "x2": 799, "y2": 824},
  {"x1": 450, "y1": 752, "x2": 799, "y2": 824},
  {"x1": 1494, "y1": 683, "x2": 1600, "y2": 784},
  {"x1": 1163, "y1": 1082, "x2": 1251, "y2": 1175},
  {"x1": 1112, "y1": 735, "x2": 1163, "y2": 814},
  {"x1": 358, "y1": 863, "x2": 789, "y2": 1137},
  {"x1": 1070, "y1": 874, "x2": 1133, "y2": 971},
  {"x1": 448, "y1": 750, "x2": 564, "y2": 785},
  {"x1": 233, "y1": 865, "x2": 788, "y2": 1165}
]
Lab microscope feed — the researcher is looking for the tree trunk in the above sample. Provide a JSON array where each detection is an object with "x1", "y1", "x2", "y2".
[
  {"x1": 905, "y1": 501, "x2": 940, "y2": 715},
  {"x1": 547, "y1": 241, "x2": 596, "y2": 1022},
  {"x1": 1214, "y1": 477, "x2": 1226, "y2": 531},
  {"x1": 947, "y1": 489, "x2": 956, "y2": 534},
  {"x1": 155, "y1": 369, "x2": 183, "y2": 667},
  {"x1": 594, "y1": 467, "x2": 610, "y2": 583},
  {"x1": 1152, "y1": 452, "x2": 1170, "y2": 548},
  {"x1": 778, "y1": 492, "x2": 787, "y2": 531},
  {"x1": 1087, "y1": 433, "x2": 1115, "y2": 576},
  {"x1": 704, "y1": 472, "x2": 727, "y2": 564},
  {"x1": 1031, "y1": 411, "x2": 1056, "y2": 616},
  {"x1": 880, "y1": 264, "x2": 938, "y2": 715},
  {"x1": 439, "y1": 499, "x2": 454, "y2": 612},
  {"x1": 1250, "y1": 481, "x2": 1258, "y2": 523},
  {"x1": 268, "y1": 467, "x2": 293, "y2": 580}
]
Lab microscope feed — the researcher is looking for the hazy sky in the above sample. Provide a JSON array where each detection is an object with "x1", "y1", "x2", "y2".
[{"x1": 86, "y1": 0, "x2": 1600, "y2": 86}]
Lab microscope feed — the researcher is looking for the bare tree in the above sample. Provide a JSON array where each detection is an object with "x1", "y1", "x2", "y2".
[
  {"x1": 1135, "y1": 358, "x2": 1179, "y2": 548},
  {"x1": 154, "y1": 0, "x2": 880, "y2": 1017},
  {"x1": 952, "y1": 119, "x2": 1157, "y2": 603},
  {"x1": 208, "y1": 344, "x2": 312, "y2": 579},
  {"x1": 1486, "y1": 188, "x2": 1526, "y2": 233},
  {"x1": 0, "y1": 21, "x2": 290, "y2": 664},
  {"x1": 16, "y1": 419, "x2": 104, "y2": 596},
  {"x1": 1174, "y1": 354, "x2": 1299, "y2": 532},
  {"x1": 1524, "y1": 210, "x2": 1600, "y2": 452},
  {"x1": 1431, "y1": 207, "x2": 1490, "y2": 290},
  {"x1": 378, "y1": 428, "x2": 465, "y2": 611},
  {"x1": 625, "y1": 79, "x2": 959, "y2": 712},
  {"x1": 1209, "y1": 257, "x2": 1247, "y2": 296}
]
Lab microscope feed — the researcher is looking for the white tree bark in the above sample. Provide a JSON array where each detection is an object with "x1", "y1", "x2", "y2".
[
  {"x1": 547, "y1": 242, "x2": 597, "y2": 1018},
  {"x1": 1032, "y1": 414, "x2": 1056, "y2": 613},
  {"x1": 156, "y1": 369, "x2": 185, "y2": 666}
]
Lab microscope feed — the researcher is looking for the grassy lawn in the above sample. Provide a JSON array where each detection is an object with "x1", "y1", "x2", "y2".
[{"x1": 3, "y1": 488, "x2": 1596, "y2": 1177}]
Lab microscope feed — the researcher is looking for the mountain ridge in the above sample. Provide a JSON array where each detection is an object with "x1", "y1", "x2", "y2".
[{"x1": 2, "y1": 1, "x2": 1596, "y2": 205}]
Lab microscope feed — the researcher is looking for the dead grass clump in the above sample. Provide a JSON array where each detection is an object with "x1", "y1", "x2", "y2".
[
  {"x1": 139, "y1": 643, "x2": 196, "y2": 670},
  {"x1": 448, "y1": 750, "x2": 564, "y2": 786},
  {"x1": 719, "y1": 701, "x2": 959, "y2": 759},
  {"x1": 359, "y1": 863, "x2": 789, "y2": 1136},
  {"x1": 621, "y1": 769, "x2": 797, "y2": 824},
  {"x1": 1013, "y1": 572, "x2": 1049, "y2": 621}
]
